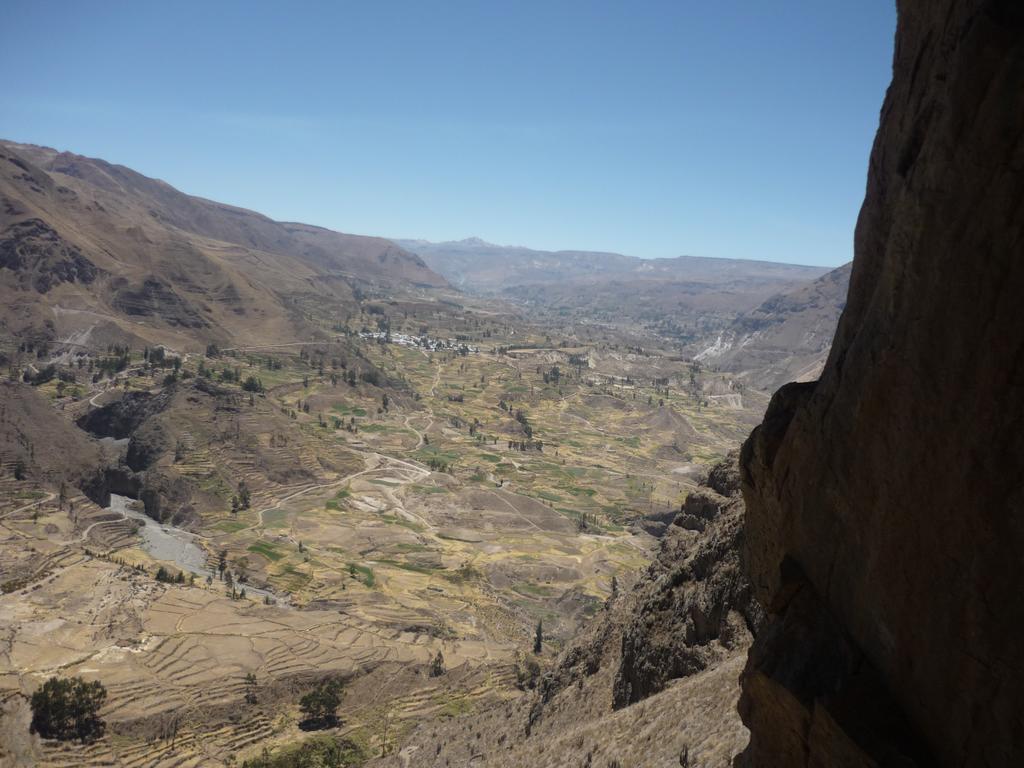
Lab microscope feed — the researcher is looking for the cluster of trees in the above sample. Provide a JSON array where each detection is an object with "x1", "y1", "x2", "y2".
[
  {"x1": 93, "y1": 347, "x2": 131, "y2": 379},
  {"x1": 426, "y1": 457, "x2": 453, "y2": 473},
  {"x1": 143, "y1": 346, "x2": 181, "y2": 371},
  {"x1": 155, "y1": 566, "x2": 188, "y2": 584},
  {"x1": 83, "y1": 549, "x2": 199, "y2": 590},
  {"x1": 514, "y1": 409, "x2": 533, "y2": 438},
  {"x1": 687, "y1": 362, "x2": 702, "y2": 400},
  {"x1": 30, "y1": 676, "x2": 107, "y2": 743},
  {"x1": 541, "y1": 365, "x2": 561, "y2": 384},
  {"x1": 230, "y1": 482, "x2": 251, "y2": 514},
  {"x1": 359, "y1": 369, "x2": 380, "y2": 386},
  {"x1": 506, "y1": 439, "x2": 543, "y2": 452},
  {"x1": 217, "y1": 366, "x2": 244, "y2": 384},
  {"x1": 83, "y1": 548, "x2": 148, "y2": 572},
  {"x1": 299, "y1": 678, "x2": 344, "y2": 729},
  {"x1": 21, "y1": 363, "x2": 82, "y2": 388}
]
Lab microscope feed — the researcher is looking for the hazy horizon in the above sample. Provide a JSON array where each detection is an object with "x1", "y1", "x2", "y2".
[{"x1": 1, "y1": 1, "x2": 895, "y2": 268}]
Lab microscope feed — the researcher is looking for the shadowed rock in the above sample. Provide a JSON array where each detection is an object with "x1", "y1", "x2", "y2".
[{"x1": 738, "y1": 1, "x2": 1024, "y2": 764}]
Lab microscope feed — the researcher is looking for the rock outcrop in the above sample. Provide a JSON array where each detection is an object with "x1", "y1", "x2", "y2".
[
  {"x1": 0, "y1": 218, "x2": 100, "y2": 293},
  {"x1": 613, "y1": 452, "x2": 762, "y2": 708},
  {"x1": 738, "y1": 1, "x2": 1024, "y2": 765}
]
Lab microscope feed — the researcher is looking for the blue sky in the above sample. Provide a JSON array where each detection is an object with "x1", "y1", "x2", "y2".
[{"x1": 1, "y1": 1, "x2": 895, "y2": 267}]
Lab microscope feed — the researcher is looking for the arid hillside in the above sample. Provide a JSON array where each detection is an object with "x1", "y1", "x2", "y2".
[
  {"x1": 0, "y1": 141, "x2": 447, "y2": 356},
  {"x1": 692, "y1": 262, "x2": 851, "y2": 391},
  {"x1": 401, "y1": 237, "x2": 842, "y2": 388}
]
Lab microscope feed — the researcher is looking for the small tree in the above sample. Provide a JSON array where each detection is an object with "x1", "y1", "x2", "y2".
[
  {"x1": 299, "y1": 679, "x2": 344, "y2": 729},
  {"x1": 238, "y1": 482, "x2": 251, "y2": 510},
  {"x1": 30, "y1": 676, "x2": 107, "y2": 743},
  {"x1": 533, "y1": 619, "x2": 543, "y2": 654},
  {"x1": 244, "y1": 672, "x2": 258, "y2": 705},
  {"x1": 429, "y1": 651, "x2": 446, "y2": 677}
]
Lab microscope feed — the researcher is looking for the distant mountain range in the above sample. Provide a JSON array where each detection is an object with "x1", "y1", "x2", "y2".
[
  {"x1": 400, "y1": 237, "x2": 850, "y2": 388},
  {"x1": 0, "y1": 140, "x2": 447, "y2": 355},
  {"x1": 396, "y1": 236, "x2": 828, "y2": 293}
]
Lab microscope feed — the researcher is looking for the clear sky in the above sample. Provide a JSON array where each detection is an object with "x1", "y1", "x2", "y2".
[{"x1": 1, "y1": 1, "x2": 895, "y2": 267}]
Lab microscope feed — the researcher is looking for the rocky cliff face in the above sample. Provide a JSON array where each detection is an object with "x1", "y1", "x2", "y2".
[
  {"x1": 612, "y1": 455, "x2": 762, "y2": 709},
  {"x1": 738, "y1": 2, "x2": 1024, "y2": 765}
]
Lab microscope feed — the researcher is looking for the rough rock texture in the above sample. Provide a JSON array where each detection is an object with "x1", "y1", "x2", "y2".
[
  {"x1": 0, "y1": 218, "x2": 100, "y2": 293},
  {"x1": 738, "y1": 2, "x2": 1024, "y2": 766},
  {"x1": 612, "y1": 452, "x2": 762, "y2": 707},
  {"x1": 503, "y1": 452, "x2": 761, "y2": 737},
  {"x1": 76, "y1": 388, "x2": 175, "y2": 440}
]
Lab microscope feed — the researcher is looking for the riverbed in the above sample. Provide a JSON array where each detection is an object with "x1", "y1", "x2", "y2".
[{"x1": 108, "y1": 494, "x2": 283, "y2": 604}]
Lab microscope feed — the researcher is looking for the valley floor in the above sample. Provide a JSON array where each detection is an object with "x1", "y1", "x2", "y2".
[{"x1": 0, "y1": 311, "x2": 760, "y2": 766}]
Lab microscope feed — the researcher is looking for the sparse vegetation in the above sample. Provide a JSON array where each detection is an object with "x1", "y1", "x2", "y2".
[{"x1": 240, "y1": 735, "x2": 366, "y2": 768}]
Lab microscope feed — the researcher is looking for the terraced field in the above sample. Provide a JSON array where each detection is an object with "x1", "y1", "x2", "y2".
[{"x1": 0, "y1": 305, "x2": 767, "y2": 765}]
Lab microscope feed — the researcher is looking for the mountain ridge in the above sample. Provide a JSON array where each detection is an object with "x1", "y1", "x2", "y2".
[
  {"x1": 0, "y1": 139, "x2": 449, "y2": 355},
  {"x1": 398, "y1": 236, "x2": 830, "y2": 293}
]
